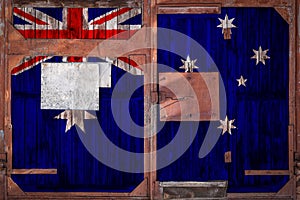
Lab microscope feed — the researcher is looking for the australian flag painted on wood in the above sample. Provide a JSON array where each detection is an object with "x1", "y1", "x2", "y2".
[
  {"x1": 12, "y1": 7, "x2": 144, "y2": 76},
  {"x1": 11, "y1": 7, "x2": 144, "y2": 192},
  {"x1": 11, "y1": 7, "x2": 289, "y2": 194},
  {"x1": 13, "y1": 7, "x2": 142, "y2": 39}
]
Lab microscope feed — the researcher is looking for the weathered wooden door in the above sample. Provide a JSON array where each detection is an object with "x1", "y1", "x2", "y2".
[
  {"x1": 157, "y1": 7, "x2": 290, "y2": 193},
  {"x1": 9, "y1": 6, "x2": 148, "y2": 195},
  {"x1": 1, "y1": 0, "x2": 298, "y2": 199}
]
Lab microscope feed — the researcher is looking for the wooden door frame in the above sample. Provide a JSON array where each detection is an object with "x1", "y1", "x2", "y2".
[
  {"x1": 152, "y1": 0, "x2": 298, "y2": 199},
  {"x1": 0, "y1": 0, "x2": 298, "y2": 199},
  {"x1": 2, "y1": 0, "x2": 151, "y2": 199}
]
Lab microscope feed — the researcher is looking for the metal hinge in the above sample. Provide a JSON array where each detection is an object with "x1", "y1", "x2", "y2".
[
  {"x1": 0, "y1": 130, "x2": 6, "y2": 173},
  {"x1": 150, "y1": 91, "x2": 166, "y2": 104},
  {"x1": 0, "y1": 153, "x2": 7, "y2": 171}
]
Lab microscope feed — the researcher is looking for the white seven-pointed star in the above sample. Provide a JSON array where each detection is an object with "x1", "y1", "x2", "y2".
[
  {"x1": 217, "y1": 14, "x2": 236, "y2": 33},
  {"x1": 55, "y1": 110, "x2": 97, "y2": 133},
  {"x1": 236, "y1": 75, "x2": 247, "y2": 87},
  {"x1": 179, "y1": 55, "x2": 199, "y2": 73},
  {"x1": 251, "y1": 46, "x2": 270, "y2": 65},
  {"x1": 218, "y1": 115, "x2": 236, "y2": 135}
]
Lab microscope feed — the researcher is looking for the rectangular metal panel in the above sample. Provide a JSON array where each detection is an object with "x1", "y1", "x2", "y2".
[{"x1": 41, "y1": 62, "x2": 99, "y2": 110}]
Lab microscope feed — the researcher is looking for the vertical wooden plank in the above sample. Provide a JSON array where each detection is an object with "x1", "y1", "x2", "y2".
[
  {"x1": 4, "y1": 0, "x2": 13, "y2": 199},
  {"x1": 5, "y1": 0, "x2": 13, "y2": 185},
  {"x1": 296, "y1": 0, "x2": 300, "y2": 198},
  {"x1": 0, "y1": 0, "x2": 5, "y2": 131},
  {"x1": 59, "y1": 8, "x2": 69, "y2": 39},
  {"x1": 23, "y1": 7, "x2": 35, "y2": 38},
  {"x1": 106, "y1": 7, "x2": 118, "y2": 39},
  {"x1": 82, "y1": 8, "x2": 92, "y2": 39},
  {"x1": 144, "y1": 0, "x2": 159, "y2": 198},
  {"x1": 141, "y1": 0, "x2": 153, "y2": 198},
  {"x1": 68, "y1": 8, "x2": 83, "y2": 39},
  {"x1": 117, "y1": 7, "x2": 130, "y2": 40},
  {"x1": 35, "y1": 8, "x2": 47, "y2": 39},
  {"x1": 0, "y1": 0, "x2": 6, "y2": 198},
  {"x1": 50, "y1": 8, "x2": 60, "y2": 38},
  {"x1": 296, "y1": 0, "x2": 300, "y2": 153}
]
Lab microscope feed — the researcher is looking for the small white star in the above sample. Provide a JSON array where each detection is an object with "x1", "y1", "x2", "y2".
[
  {"x1": 55, "y1": 110, "x2": 97, "y2": 133},
  {"x1": 236, "y1": 75, "x2": 247, "y2": 87},
  {"x1": 217, "y1": 14, "x2": 236, "y2": 34},
  {"x1": 251, "y1": 46, "x2": 270, "y2": 65},
  {"x1": 218, "y1": 115, "x2": 236, "y2": 135},
  {"x1": 179, "y1": 55, "x2": 199, "y2": 73}
]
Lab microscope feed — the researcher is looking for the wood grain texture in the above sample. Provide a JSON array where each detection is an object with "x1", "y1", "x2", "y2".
[
  {"x1": 13, "y1": 0, "x2": 142, "y2": 8},
  {"x1": 244, "y1": 170, "x2": 290, "y2": 176},
  {"x1": 4, "y1": 0, "x2": 298, "y2": 199},
  {"x1": 157, "y1": 5, "x2": 220, "y2": 14},
  {"x1": 228, "y1": 192, "x2": 291, "y2": 200},
  {"x1": 11, "y1": 169, "x2": 57, "y2": 174},
  {"x1": 156, "y1": 0, "x2": 291, "y2": 7},
  {"x1": 287, "y1": 1, "x2": 296, "y2": 198},
  {"x1": 159, "y1": 72, "x2": 220, "y2": 121},
  {"x1": 8, "y1": 27, "x2": 151, "y2": 57},
  {"x1": 275, "y1": 7, "x2": 292, "y2": 24},
  {"x1": 146, "y1": 0, "x2": 159, "y2": 199},
  {"x1": 224, "y1": 151, "x2": 232, "y2": 163}
]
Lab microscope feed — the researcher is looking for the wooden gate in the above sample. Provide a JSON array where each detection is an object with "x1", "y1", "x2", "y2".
[{"x1": 0, "y1": 0, "x2": 299, "y2": 199}]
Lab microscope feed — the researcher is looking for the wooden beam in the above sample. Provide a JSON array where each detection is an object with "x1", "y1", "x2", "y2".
[
  {"x1": 11, "y1": 169, "x2": 57, "y2": 174},
  {"x1": 156, "y1": 0, "x2": 292, "y2": 7},
  {"x1": 148, "y1": 0, "x2": 159, "y2": 199},
  {"x1": 244, "y1": 170, "x2": 290, "y2": 176},
  {"x1": 13, "y1": 0, "x2": 142, "y2": 8},
  {"x1": 8, "y1": 25, "x2": 151, "y2": 57},
  {"x1": 157, "y1": 5, "x2": 221, "y2": 14},
  {"x1": 3, "y1": 1, "x2": 13, "y2": 200},
  {"x1": 0, "y1": 0, "x2": 5, "y2": 133},
  {"x1": 289, "y1": 125, "x2": 295, "y2": 178},
  {"x1": 228, "y1": 192, "x2": 292, "y2": 200}
]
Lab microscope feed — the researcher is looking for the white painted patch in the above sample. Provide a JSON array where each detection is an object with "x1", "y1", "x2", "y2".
[
  {"x1": 98, "y1": 62, "x2": 111, "y2": 88},
  {"x1": 41, "y1": 63, "x2": 100, "y2": 110}
]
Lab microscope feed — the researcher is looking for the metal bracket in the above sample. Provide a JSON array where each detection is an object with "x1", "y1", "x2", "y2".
[
  {"x1": 0, "y1": 130, "x2": 6, "y2": 172},
  {"x1": 0, "y1": 153, "x2": 7, "y2": 171},
  {"x1": 150, "y1": 91, "x2": 166, "y2": 104}
]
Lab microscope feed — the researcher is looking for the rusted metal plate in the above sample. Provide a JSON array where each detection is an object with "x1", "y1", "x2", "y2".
[
  {"x1": 160, "y1": 181, "x2": 227, "y2": 199},
  {"x1": 159, "y1": 72, "x2": 220, "y2": 121},
  {"x1": 41, "y1": 63, "x2": 100, "y2": 110}
]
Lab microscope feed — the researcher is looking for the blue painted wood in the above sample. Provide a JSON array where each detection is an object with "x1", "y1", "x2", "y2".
[
  {"x1": 157, "y1": 8, "x2": 289, "y2": 192},
  {"x1": 11, "y1": 57, "x2": 144, "y2": 192}
]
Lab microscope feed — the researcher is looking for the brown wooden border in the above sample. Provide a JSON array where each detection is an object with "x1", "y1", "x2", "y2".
[
  {"x1": 13, "y1": 0, "x2": 143, "y2": 8},
  {"x1": 11, "y1": 169, "x2": 57, "y2": 174},
  {"x1": 244, "y1": 170, "x2": 290, "y2": 176},
  {"x1": 1, "y1": 0, "x2": 298, "y2": 199}
]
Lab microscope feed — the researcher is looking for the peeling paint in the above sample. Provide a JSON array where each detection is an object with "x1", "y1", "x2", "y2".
[
  {"x1": 0, "y1": 1, "x2": 3, "y2": 37},
  {"x1": 298, "y1": 8, "x2": 300, "y2": 39},
  {"x1": 0, "y1": 23, "x2": 4, "y2": 37}
]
